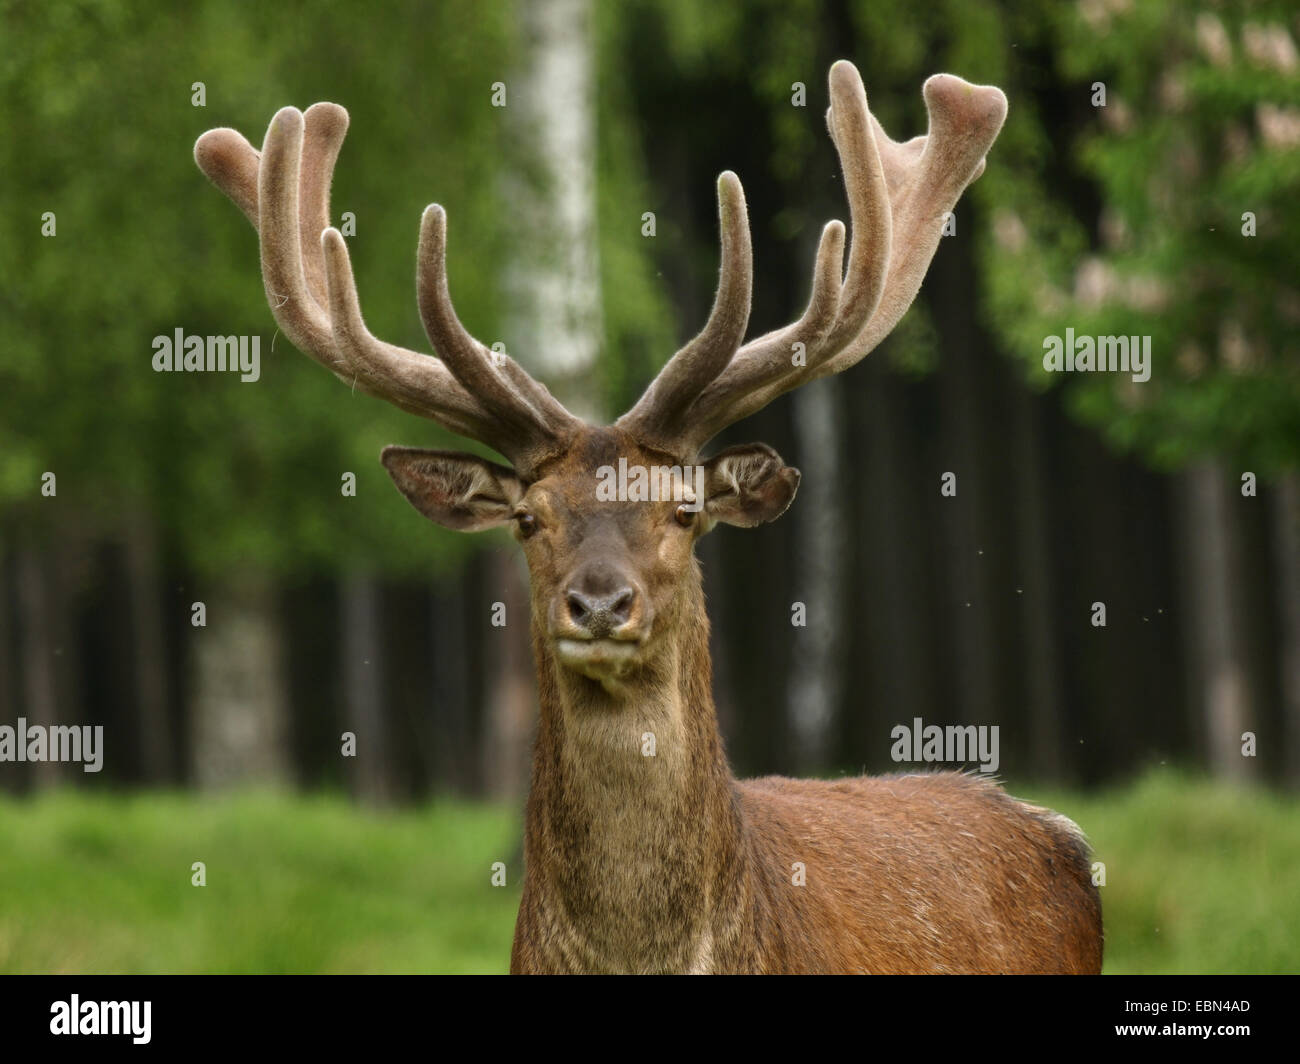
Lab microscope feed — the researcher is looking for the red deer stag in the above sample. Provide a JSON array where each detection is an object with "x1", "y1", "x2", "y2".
[{"x1": 195, "y1": 60, "x2": 1102, "y2": 974}]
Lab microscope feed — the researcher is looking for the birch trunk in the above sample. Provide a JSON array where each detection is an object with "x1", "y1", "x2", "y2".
[
  {"x1": 788, "y1": 379, "x2": 844, "y2": 771},
  {"x1": 482, "y1": 0, "x2": 603, "y2": 798},
  {"x1": 190, "y1": 576, "x2": 291, "y2": 789},
  {"x1": 1180, "y1": 461, "x2": 1257, "y2": 781}
]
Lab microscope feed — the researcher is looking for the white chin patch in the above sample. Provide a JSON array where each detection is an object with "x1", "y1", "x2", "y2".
[{"x1": 555, "y1": 638, "x2": 640, "y2": 679}]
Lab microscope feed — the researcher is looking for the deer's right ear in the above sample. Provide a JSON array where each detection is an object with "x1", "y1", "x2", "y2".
[{"x1": 381, "y1": 446, "x2": 525, "y2": 532}]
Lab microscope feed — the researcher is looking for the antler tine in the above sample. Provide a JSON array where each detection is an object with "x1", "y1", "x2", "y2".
[
  {"x1": 319, "y1": 227, "x2": 505, "y2": 441},
  {"x1": 677, "y1": 61, "x2": 891, "y2": 449},
  {"x1": 196, "y1": 104, "x2": 578, "y2": 473},
  {"x1": 194, "y1": 126, "x2": 260, "y2": 225},
  {"x1": 650, "y1": 62, "x2": 1006, "y2": 457},
  {"x1": 616, "y1": 171, "x2": 753, "y2": 448},
  {"x1": 256, "y1": 107, "x2": 337, "y2": 357},
  {"x1": 298, "y1": 103, "x2": 349, "y2": 312},
  {"x1": 416, "y1": 204, "x2": 578, "y2": 448},
  {"x1": 811, "y1": 73, "x2": 1007, "y2": 379}
]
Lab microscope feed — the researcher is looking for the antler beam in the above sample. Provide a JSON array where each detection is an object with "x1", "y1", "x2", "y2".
[
  {"x1": 618, "y1": 61, "x2": 1008, "y2": 458},
  {"x1": 195, "y1": 104, "x2": 580, "y2": 474}
]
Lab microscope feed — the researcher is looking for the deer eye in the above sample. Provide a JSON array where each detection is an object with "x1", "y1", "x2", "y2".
[
  {"x1": 516, "y1": 513, "x2": 539, "y2": 538},
  {"x1": 674, "y1": 504, "x2": 695, "y2": 528}
]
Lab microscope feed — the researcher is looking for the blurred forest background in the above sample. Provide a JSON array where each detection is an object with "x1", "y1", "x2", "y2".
[
  {"x1": 1, "y1": 0, "x2": 1298, "y2": 807},
  {"x1": 4, "y1": 0, "x2": 1300, "y2": 976}
]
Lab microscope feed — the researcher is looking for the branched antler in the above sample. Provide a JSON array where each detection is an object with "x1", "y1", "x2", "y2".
[
  {"x1": 195, "y1": 60, "x2": 1005, "y2": 472},
  {"x1": 618, "y1": 61, "x2": 1007, "y2": 458},
  {"x1": 195, "y1": 103, "x2": 580, "y2": 475}
]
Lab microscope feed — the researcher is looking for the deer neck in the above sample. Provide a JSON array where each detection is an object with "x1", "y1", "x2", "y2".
[{"x1": 521, "y1": 561, "x2": 750, "y2": 972}]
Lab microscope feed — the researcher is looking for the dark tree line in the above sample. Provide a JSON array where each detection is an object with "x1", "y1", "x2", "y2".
[{"x1": 2, "y1": 0, "x2": 1296, "y2": 796}]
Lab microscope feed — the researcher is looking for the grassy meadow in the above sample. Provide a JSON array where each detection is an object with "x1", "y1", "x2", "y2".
[{"x1": 0, "y1": 769, "x2": 1295, "y2": 974}]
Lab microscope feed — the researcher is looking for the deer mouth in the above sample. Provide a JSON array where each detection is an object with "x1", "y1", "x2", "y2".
[{"x1": 553, "y1": 635, "x2": 643, "y2": 679}]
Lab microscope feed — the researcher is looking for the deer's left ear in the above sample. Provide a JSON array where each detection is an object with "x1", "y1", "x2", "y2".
[{"x1": 702, "y1": 443, "x2": 800, "y2": 528}]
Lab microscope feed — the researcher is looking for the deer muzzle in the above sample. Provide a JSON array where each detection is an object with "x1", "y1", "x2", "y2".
[{"x1": 549, "y1": 561, "x2": 650, "y2": 679}]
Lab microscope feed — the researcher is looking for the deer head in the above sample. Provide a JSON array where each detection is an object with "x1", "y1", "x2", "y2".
[{"x1": 194, "y1": 61, "x2": 1007, "y2": 695}]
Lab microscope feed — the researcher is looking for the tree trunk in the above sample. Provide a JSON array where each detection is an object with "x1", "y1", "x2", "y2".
[
  {"x1": 341, "y1": 571, "x2": 391, "y2": 804},
  {"x1": 1180, "y1": 462, "x2": 1257, "y2": 781},
  {"x1": 787, "y1": 379, "x2": 845, "y2": 771},
  {"x1": 124, "y1": 512, "x2": 174, "y2": 783},
  {"x1": 15, "y1": 538, "x2": 60, "y2": 789},
  {"x1": 503, "y1": 0, "x2": 603, "y2": 418},
  {"x1": 430, "y1": 574, "x2": 472, "y2": 793},
  {"x1": 1274, "y1": 472, "x2": 1300, "y2": 788},
  {"x1": 482, "y1": 551, "x2": 535, "y2": 799},
  {"x1": 932, "y1": 245, "x2": 999, "y2": 730},
  {"x1": 858, "y1": 370, "x2": 939, "y2": 744},
  {"x1": 189, "y1": 576, "x2": 291, "y2": 789},
  {"x1": 0, "y1": 544, "x2": 14, "y2": 767},
  {"x1": 1010, "y1": 386, "x2": 1066, "y2": 780},
  {"x1": 480, "y1": 0, "x2": 603, "y2": 798}
]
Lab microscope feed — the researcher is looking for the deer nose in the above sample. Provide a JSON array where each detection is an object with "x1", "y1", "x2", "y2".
[{"x1": 565, "y1": 586, "x2": 636, "y2": 638}]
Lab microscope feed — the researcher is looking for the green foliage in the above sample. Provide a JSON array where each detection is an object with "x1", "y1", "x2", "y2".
[
  {"x1": 629, "y1": 0, "x2": 1300, "y2": 477},
  {"x1": 0, "y1": 770, "x2": 1293, "y2": 973},
  {"x1": 0, "y1": 0, "x2": 686, "y2": 578},
  {"x1": 0, "y1": 0, "x2": 533, "y2": 575},
  {"x1": 592, "y1": 2, "x2": 679, "y2": 413},
  {"x1": 7, "y1": 0, "x2": 1294, "y2": 578},
  {"x1": 979, "y1": 1, "x2": 1300, "y2": 475}
]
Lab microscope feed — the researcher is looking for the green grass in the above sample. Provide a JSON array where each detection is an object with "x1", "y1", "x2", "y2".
[
  {"x1": 0, "y1": 791, "x2": 522, "y2": 973},
  {"x1": 1017, "y1": 769, "x2": 1300, "y2": 974},
  {"x1": 0, "y1": 769, "x2": 1295, "y2": 973}
]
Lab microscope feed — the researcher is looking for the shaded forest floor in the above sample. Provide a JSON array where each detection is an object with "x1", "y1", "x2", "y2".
[{"x1": 0, "y1": 769, "x2": 1295, "y2": 974}]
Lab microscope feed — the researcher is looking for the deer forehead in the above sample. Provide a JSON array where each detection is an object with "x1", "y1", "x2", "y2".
[{"x1": 527, "y1": 430, "x2": 695, "y2": 510}]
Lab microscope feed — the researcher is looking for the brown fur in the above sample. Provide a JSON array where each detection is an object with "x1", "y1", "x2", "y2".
[{"x1": 507, "y1": 430, "x2": 1102, "y2": 975}]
